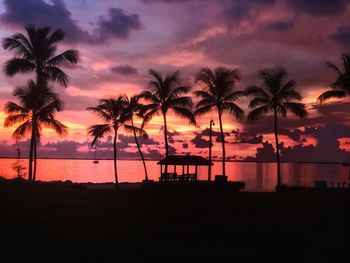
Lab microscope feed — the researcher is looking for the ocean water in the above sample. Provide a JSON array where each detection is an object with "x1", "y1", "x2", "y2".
[{"x1": 1, "y1": 158, "x2": 349, "y2": 191}]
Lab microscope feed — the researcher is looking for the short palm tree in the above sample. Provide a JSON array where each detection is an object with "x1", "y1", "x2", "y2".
[
  {"x1": 141, "y1": 69, "x2": 195, "y2": 171},
  {"x1": 317, "y1": 54, "x2": 350, "y2": 103},
  {"x1": 124, "y1": 95, "x2": 149, "y2": 181},
  {"x1": 2, "y1": 25, "x2": 79, "y2": 86},
  {"x1": 87, "y1": 96, "x2": 130, "y2": 188},
  {"x1": 4, "y1": 80, "x2": 67, "y2": 181},
  {"x1": 245, "y1": 68, "x2": 307, "y2": 187},
  {"x1": 194, "y1": 67, "x2": 244, "y2": 178}
]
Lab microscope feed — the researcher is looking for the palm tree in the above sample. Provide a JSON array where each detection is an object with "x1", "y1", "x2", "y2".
[
  {"x1": 141, "y1": 69, "x2": 195, "y2": 173},
  {"x1": 317, "y1": 54, "x2": 350, "y2": 103},
  {"x1": 245, "y1": 68, "x2": 307, "y2": 187},
  {"x1": 194, "y1": 67, "x2": 244, "y2": 178},
  {"x1": 124, "y1": 95, "x2": 149, "y2": 181},
  {"x1": 4, "y1": 80, "x2": 67, "y2": 181},
  {"x1": 2, "y1": 25, "x2": 78, "y2": 87},
  {"x1": 87, "y1": 96, "x2": 130, "y2": 188}
]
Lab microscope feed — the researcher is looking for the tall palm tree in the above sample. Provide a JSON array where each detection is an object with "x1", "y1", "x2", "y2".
[
  {"x1": 4, "y1": 80, "x2": 67, "y2": 181},
  {"x1": 2, "y1": 25, "x2": 79, "y2": 86},
  {"x1": 87, "y1": 96, "x2": 130, "y2": 188},
  {"x1": 194, "y1": 67, "x2": 244, "y2": 178},
  {"x1": 317, "y1": 54, "x2": 350, "y2": 103},
  {"x1": 245, "y1": 68, "x2": 307, "y2": 187},
  {"x1": 124, "y1": 95, "x2": 149, "y2": 181},
  {"x1": 141, "y1": 69, "x2": 195, "y2": 173}
]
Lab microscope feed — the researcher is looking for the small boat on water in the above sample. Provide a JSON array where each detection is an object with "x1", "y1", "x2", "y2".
[{"x1": 93, "y1": 145, "x2": 99, "y2": 164}]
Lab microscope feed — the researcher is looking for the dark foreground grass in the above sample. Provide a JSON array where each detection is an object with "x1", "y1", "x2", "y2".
[{"x1": 0, "y1": 183, "x2": 349, "y2": 262}]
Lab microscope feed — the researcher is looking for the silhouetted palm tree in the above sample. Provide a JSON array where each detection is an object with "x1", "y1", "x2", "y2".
[
  {"x1": 194, "y1": 67, "x2": 244, "y2": 177},
  {"x1": 124, "y1": 95, "x2": 149, "y2": 181},
  {"x1": 87, "y1": 96, "x2": 130, "y2": 188},
  {"x1": 245, "y1": 68, "x2": 307, "y2": 187},
  {"x1": 317, "y1": 54, "x2": 350, "y2": 103},
  {"x1": 4, "y1": 80, "x2": 67, "y2": 181},
  {"x1": 141, "y1": 69, "x2": 195, "y2": 173},
  {"x1": 2, "y1": 25, "x2": 78, "y2": 86}
]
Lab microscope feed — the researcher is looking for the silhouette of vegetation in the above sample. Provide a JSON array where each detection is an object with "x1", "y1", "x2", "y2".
[
  {"x1": 2, "y1": 25, "x2": 79, "y2": 86},
  {"x1": 4, "y1": 80, "x2": 67, "y2": 181},
  {"x1": 87, "y1": 96, "x2": 132, "y2": 188},
  {"x1": 141, "y1": 69, "x2": 195, "y2": 174},
  {"x1": 194, "y1": 67, "x2": 244, "y2": 177},
  {"x1": 317, "y1": 54, "x2": 350, "y2": 103},
  {"x1": 124, "y1": 95, "x2": 149, "y2": 181},
  {"x1": 11, "y1": 140, "x2": 26, "y2": 179},
  {"x1": 141, "y1": 70, "x2": 196, "y2": 155},
  {"x1": 245, "y1": 68, "x2": 307, "y2": 187}
]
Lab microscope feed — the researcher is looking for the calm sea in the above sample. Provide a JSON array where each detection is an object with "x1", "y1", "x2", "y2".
[{"x1": 0, "y1": 158, "x2": 348, "y2": 191}]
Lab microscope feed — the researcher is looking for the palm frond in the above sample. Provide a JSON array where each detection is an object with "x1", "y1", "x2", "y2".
[
  {"x1": 317, "y1": 90, "x2": 346, "y2": 104},
  {"x1": 248, "y1": 97, "x2": 269, "y2": 108},
  {"x1": 124, "y1": 124, "x2": 148, "y2": 138},
  {"x1": 5, "y1": 102, "x2": 28, "y2": 114},
  {"x1": 4, "y1": 114, "x2": 28, "y2": 127},
  {"x1": 193, "y1": 90, "x2": 214, "y2": 100},
  {"x1": 4, "y1": 58, "x2": 35, "y2": 76},
  {"x1": 245, "y1": 85, "x2": 270, "y2": 99},
  {"x1": 12, "y1": 121, "x2": 32, "y2": 140},
  {"x1": 41, "y1": 118, "x2": 68, "y2": 136},
  {"x1": 247, "y1": 105, "x2": 271, "y2": 123},
  {"x1": 194, "y1": 104, "x2": 214, "y2": 116},
  {"x1": 172, "y1": 107, "x2": 196, "y2": 125},
  {"x1": 283, "y1": 102, "x2": 307, "y2": 118},
  {"x1": 44, "y1": 66, "x2": 69, "y2": 86},
  {"x1": 47, "y1": 50, "x2": 79, "y2": 66},
  {"x1": 224, "y1": 102, "x2": 244, "y2": 120},
  {"x1": 88, "y1": 124, "x2": 112, "y2": 146}
]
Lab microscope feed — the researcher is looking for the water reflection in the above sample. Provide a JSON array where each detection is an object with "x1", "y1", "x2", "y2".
[{"x1": 0, "y1": 159, "x2": 348, "y2": 191}]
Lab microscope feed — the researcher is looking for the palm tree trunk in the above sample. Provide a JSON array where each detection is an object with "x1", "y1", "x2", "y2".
[
  {"x1": 28, "y1": 128, "x2": 35, "y2": 181},
  {"x1": 33, "y1": 137, "x2": 37, "y2": 181},
  {"x1": 218, "y1": 109, "x2": 226, "y2": 177},
  {"x1": 113, "y1": 127, "x2": 119, "y2": 189},
  {"x1": 131, "y1": 119, "x2": 148, "y2": 181},
  {"x1": 208, "y1": 119, "x2": 213, "y2": 181},
  {"x1": 273, "y1": 109, "x2": 281, "y2": 187},
  {"x1": 162, "y1": 113, "x2": 169, "y2": 176}
]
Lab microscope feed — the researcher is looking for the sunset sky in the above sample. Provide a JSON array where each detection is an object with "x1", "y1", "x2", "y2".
[{"x1": 0, "y1": 0, "x2": 350, "y2": 162}]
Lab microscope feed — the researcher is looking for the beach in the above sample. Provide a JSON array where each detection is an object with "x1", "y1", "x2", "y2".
[{"x1": 0, "y1": 181, "x2": 348, "y2": 262}]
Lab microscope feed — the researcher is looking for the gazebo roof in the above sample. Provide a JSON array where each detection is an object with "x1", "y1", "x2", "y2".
[{"x1": 157, "y1": 155, "x2": 212, "y2": 166}]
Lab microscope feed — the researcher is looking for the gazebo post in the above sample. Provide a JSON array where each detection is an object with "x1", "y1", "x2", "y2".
[{"x1": 160, "y1": 164, "x2": 163, "y2": 181}]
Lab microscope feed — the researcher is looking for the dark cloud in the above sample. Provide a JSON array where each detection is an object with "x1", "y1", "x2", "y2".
[
  {"x1": 223, "y1": 0, "x2": 276, "y2": 22},
  {"x1": 266, "y1": 20, "x2": 295, "y2": 32},
  {"x1": 190, "y1": 128, "x2": 228, "y2": 148},
  {"x1": 0, "y1": 1, "x2": 141, "y2": 44},
  {"x1": 190, "y1": 134, "x2": 209, "y2": 148},
  {"x1": 111, "y1": 65, "x2": 138, "y2": 75},
  {"x1": 330, "y1": 25, "x2": 350, "y2": 48},
  {"x1": 0, "y1": 0, "x2": 90, "y2": 43},
  {"x1": 246, "y1": 142, "x2": 276, "y2": 162},
  {"x1": 95, "y1": 8, "x2": 141, "y2": 41},
  {"x1": 231, "y1": 130, "x2": 263, "y2": 144},
  {"x1": 286, "y1": 0, "x2": 350, "y2": 16},
  {"x1": 246, "y1": 124, "x2": 350, "y2": 162},
  {"x1": 168, "y1": 130, "x2": 181, "y2": 144}
]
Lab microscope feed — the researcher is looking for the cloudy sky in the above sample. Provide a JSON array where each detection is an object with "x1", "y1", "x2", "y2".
[{"x1": 0, "y1": 0, "x2": 350, "y2": 162}]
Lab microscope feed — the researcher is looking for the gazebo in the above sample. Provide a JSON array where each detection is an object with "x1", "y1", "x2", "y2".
[{"x1": 157, "y1": 155, "x2": 212, "y2": 182}]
